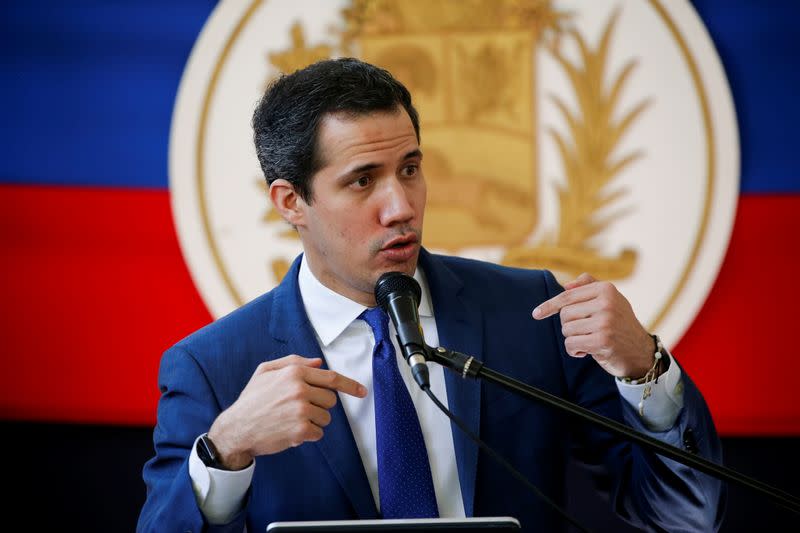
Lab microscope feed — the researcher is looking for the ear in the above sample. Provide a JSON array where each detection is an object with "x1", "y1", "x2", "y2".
[{"x1": 269, "y1": 179, "x2": 307, "y2": 226}]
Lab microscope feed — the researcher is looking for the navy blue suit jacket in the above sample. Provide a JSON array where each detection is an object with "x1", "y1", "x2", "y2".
[{"x1": 138, "y1": 250, "x2": 724, "y2": 532}]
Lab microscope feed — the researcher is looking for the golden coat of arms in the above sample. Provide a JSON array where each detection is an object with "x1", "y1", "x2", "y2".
[
  {"x1": 169, "y1": 0, "x2": 740, "y2": 346},
  {"x1": 265, "y1": 0, "x2": 646, "y2": 282}
]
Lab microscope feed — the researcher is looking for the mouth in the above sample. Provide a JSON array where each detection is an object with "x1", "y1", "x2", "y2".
[
  {"x1": 378, "y1": 233, "x2": 420, "y2": 262},
  {"x1": 381, "y1": 233, "x2": 419, "y2": 251}
]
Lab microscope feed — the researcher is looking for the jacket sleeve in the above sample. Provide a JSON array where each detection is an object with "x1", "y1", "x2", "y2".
[
  {"x1": 137, "y1": 345, "x2": 251, "y2": 533},
  {"x1": 541, "y1": 269, "x2": 726, "y2": 532}
]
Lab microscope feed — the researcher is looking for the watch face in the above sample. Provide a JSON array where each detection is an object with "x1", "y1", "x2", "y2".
[{"x1": 197, "y1": 436, "x2": 216, "y2": 466}]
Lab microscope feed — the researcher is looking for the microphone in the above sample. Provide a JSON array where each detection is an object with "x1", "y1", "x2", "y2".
[{"x1": 374, "y1": 272, "x2": 430, "y2": 389}]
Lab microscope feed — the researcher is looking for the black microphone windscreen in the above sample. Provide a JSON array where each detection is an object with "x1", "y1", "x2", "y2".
[{"x1": 374, "y1": 272, "x2": 422, "y2": 310}]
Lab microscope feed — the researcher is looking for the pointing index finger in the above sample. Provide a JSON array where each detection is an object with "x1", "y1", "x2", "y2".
[
  {"x1": 305, "y1": 367, "x2": 368, "y2": 398},
  {"x1": 532, "y1": 284, "x2": 596, "y2": 320},
  {"x1": 532, "y1": 293, "x2": 567, "y2": 320}
]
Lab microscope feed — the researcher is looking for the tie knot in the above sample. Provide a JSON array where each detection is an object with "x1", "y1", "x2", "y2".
[{"x1": 360, "y1": 307, "x2": 390, "y2": 344}]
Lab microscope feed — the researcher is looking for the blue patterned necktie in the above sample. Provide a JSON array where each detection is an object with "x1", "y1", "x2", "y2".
[{"x1": 359, "y1": 307, "x2": 439, "y2": 519}]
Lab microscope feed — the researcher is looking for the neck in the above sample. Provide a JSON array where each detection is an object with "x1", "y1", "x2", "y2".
[{"x1": 302, "y1": 255, "x2": 378, "y2": 307}]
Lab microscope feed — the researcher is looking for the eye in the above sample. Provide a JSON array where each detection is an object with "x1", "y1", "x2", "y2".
[
  {"x1": 401, "y1": 164, "x2": 419, "y2": 177},
  {"x1": 353, "y1": 175, "x2": 372, "y2": 188}
]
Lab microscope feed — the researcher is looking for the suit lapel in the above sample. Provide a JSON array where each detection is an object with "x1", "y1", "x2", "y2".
[
  {"x1": 269, "y1": 256, "x2": 379, "y2": 519},
  {"x1": 420, "y1": 250, "x2": 483, "y2": 517}
]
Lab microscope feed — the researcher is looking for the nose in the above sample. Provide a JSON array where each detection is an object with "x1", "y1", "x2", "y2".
[{"x1": 377, "y1": 176, "x2": 415, "y2": 227}]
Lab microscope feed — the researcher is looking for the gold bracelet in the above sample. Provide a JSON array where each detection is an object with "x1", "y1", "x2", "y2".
[{"x1": 620, "y1": 334, "x2": 664, "y2": 417}]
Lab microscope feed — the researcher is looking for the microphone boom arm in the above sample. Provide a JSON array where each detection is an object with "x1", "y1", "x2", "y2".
[{"x1": 425, "y1": 344, "x2": 800, "y2": 514}]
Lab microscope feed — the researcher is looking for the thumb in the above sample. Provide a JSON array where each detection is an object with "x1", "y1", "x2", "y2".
[
  {"x1": 563, "y1": 272, "x2": 596, "y2": 291},
  {"x1": 256, "y1": 355, "x2": 323, "y2": 375}
]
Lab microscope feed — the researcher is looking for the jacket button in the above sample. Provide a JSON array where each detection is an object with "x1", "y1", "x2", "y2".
[{"x1": 683, "y1": 428, "x2": 698, "y2": 454}]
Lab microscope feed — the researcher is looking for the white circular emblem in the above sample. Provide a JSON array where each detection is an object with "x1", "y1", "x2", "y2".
[{"x1": 170, "y1": 0, "x2": 739, "y2": 348}]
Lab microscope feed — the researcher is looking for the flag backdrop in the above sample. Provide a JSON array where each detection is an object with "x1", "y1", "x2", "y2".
[
  {"x1": 1, "y1": 0, "x2": 799, "y2": 436},
  {"x1": 1, "y1": 2, "x2": 799, "y2": 532}
]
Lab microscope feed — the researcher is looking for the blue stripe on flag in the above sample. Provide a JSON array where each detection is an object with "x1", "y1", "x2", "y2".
[{"x1": 0, "y1": 1, "x2": 798, "y2": 192}]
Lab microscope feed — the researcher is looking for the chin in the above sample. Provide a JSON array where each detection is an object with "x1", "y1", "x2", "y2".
[{"x1": 372, "y1": 260, "x2": 417, "y2": 283}]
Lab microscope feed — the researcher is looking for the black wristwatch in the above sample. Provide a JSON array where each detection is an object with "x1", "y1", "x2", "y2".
[{"x1": 196, "y1": 433, "x2": 227, "y2": 470}]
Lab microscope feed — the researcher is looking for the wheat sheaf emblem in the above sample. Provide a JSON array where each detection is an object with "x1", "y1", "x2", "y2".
[{"x1": 259, "y1": 1, "x2": 649, "y2": 283}]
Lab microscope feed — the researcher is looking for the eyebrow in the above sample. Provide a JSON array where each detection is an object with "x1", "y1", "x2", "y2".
[
  {"x1": 403, "y1": 149, "x2": 423, "y2": 161},
  {"x1": 344, "y1": 149, "x2": 424, "y2": 176}
]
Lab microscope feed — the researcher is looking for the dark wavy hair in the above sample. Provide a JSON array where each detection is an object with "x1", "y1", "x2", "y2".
[{"x1": 252, "y1": 57, "x2": 420, "y2": 203}]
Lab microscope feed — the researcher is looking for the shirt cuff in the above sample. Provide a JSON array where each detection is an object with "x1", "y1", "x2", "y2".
[
  {"x1": 616, "y1": 351, "x2": 685, "y2": 431},
  {"x1": 188, "y1": 434, "x2": 255, "y2": 525}
]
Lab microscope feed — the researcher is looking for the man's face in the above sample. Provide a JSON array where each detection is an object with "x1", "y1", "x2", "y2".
[{"x1": 292, "y1": 109, "x2": 426, "y2": 306}]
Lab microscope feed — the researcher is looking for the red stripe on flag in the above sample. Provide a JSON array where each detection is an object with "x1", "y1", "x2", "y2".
[
  {"x1": 0, "y1": 184, "x2": 212, "y2": 425},
  {"x1": 0, "y1": 185, "x2": 798, "y2": 434},
  {"x1": 674, "y1": 194, "x2": 800, "y2": 435}
]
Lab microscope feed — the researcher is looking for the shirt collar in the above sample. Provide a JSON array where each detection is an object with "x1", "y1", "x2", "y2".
[{"x1": 298, "y1": 254, "x2": 433, "y2": 347}]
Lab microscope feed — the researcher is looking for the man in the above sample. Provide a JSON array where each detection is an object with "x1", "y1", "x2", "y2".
[{"x1": 138, "y1": 58, "x2": 723, "y2": 532}]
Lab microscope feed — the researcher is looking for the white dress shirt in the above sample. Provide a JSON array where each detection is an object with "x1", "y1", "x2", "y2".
[{"x1": 189, "y1": 257, "x2": 684, "y2": 524}]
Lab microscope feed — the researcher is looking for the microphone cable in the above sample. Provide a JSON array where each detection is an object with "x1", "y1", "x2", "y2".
[{"x1": 420, "y1": 384, "x2": 592, "y2": 533}]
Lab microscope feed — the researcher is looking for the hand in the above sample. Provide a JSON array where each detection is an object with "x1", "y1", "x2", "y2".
[
  {"x1": 207, "y1": 355, "x2": 367, "y2": 469},
  {"x1": 532, "y1": 273, "x2": 655, "y2": 380}
]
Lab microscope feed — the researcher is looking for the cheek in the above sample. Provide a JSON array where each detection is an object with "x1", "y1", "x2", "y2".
[
  {"x1": 329, "y1": 208, "x2": 370, "y2": 245},
  {"x1": 415, "y1": 180, "x2": 427, "y2": 216}
]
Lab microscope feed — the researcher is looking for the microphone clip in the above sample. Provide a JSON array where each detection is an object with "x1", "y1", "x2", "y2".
[{"x1": 425, "y1": 345, "x2": 483, "y2": 380}]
